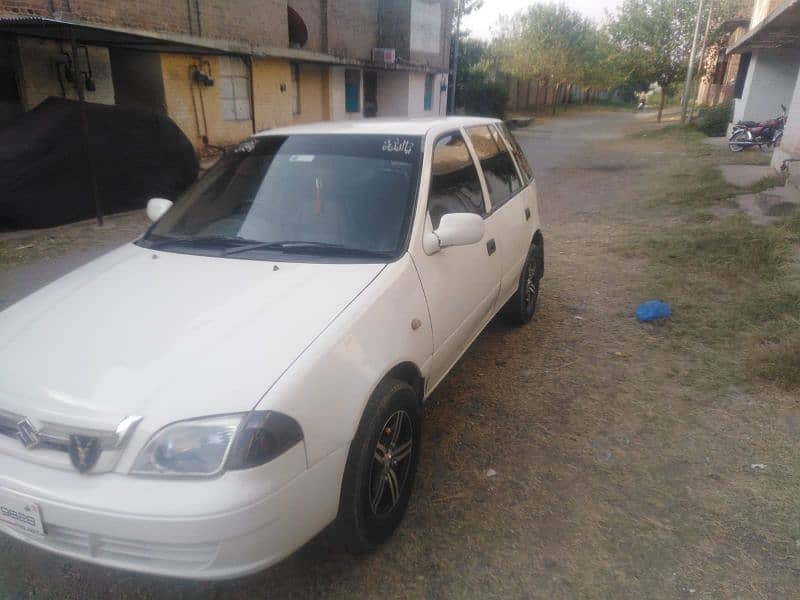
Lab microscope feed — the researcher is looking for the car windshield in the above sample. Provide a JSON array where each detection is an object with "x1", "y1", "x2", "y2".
[{"x1": 139, "y1": 134, "x2": 422, "y2": 260}]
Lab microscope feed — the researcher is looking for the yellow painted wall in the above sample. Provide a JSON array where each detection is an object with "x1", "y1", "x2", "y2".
[
  {"x1": 252, "y1": 57, "x2": 294, "y2": 132},
  {"x1": 161, "y1": 53, "x2": 253, "y2": 150},
  {"x1": 160, "y1": 54, "x2": 329, "y2": 148},
  {"x1": 293, "y1": 63, "x2": 330, "y2": 124}
]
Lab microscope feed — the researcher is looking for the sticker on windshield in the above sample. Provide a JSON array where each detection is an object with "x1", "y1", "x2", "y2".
[
  {"x1": 382, "y1": 138, "x2": 415, "y2": 155},
  {"x1": 289, "y1": 154, "x2": 315, "y2": 162}
]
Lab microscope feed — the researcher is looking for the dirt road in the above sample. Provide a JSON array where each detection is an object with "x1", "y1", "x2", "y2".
[{"x1": 2, "y1": 110, "x2": 797, "y2": 599}]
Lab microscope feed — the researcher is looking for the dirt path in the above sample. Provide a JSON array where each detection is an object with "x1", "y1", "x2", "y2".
[{"x1": 2, "y1": 110, "x2": 797, "y2": 599}]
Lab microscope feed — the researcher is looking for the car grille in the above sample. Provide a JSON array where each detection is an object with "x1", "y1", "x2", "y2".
[
  {"x1": 0, "y1": 408, "x2": 127, "y2": 473},
  {"x1": 43, "y1": 524, "x2": 218, "y2": 571}
]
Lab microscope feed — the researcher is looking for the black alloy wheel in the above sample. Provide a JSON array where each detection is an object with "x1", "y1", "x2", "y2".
[
  {"x1": 368, "y1": 410, "x2": 414, "y2": 516},
  {"x1": 503, "y1": 240, "x2": 543, "y2": 326},
  {"x1": 337, "y1": 378, "x2": 421, "y2": 553}
]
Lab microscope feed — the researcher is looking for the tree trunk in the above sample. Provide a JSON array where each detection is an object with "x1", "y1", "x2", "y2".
[
  {"x1": 552, "y1": 83, "x2": 559, "y2": 116},
  {"x1": 657, "y1": 86, "x2": 667, "y2": 123}
]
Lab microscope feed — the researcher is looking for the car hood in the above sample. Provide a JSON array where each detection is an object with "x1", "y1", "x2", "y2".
[{"x1": 0, "y1": 244, "x2": 385, "y2": 432}]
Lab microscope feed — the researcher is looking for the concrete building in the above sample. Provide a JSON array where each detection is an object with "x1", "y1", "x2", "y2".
[
  {"x1": 728, "y1": 0, "x2": 800, "y2": 173},
  {"x1": 0, "y1": 0, "x2": 453, "y2": 150}
]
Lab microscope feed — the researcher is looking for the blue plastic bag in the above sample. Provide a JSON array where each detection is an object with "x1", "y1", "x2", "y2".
[{"x1": 635, "y1": 300, "x2": 672, "y2": 322}]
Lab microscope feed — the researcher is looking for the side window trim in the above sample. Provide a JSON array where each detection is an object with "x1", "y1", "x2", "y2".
[
  {"x1": 460, "y1": 126, "x2": 494, "y2": 215},
  {"x1": 497, "y1": 123, "x2": 534, "y2": 184},
  {"x1": 491, "y1": 124, "x2": 528, "y2": 188},
  {"x1": 425, "y1": 128, "x2": 489, "y2": 229}
]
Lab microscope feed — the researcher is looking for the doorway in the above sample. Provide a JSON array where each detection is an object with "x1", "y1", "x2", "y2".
[{"x1": 363, "y1": 70, "x2": 377, "y2": 118}]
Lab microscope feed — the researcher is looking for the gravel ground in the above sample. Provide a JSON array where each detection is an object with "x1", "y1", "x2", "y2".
[{"x1": 3, "y1": 109, "x2": 796, "y2": 599}]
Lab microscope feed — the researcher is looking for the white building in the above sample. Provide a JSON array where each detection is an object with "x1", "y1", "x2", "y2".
[{"x1": 728, "y1": 0, "x2": 800, "y2": 177}]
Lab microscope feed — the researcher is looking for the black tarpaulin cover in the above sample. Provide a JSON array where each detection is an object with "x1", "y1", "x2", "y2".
[{"x1": 0, "y1": 97, "x2": 198, "y2": 228}]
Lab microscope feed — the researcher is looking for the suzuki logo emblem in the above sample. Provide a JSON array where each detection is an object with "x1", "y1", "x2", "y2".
[{"x1": 16, "y1": 419, "x2": 40, "y2": 449}]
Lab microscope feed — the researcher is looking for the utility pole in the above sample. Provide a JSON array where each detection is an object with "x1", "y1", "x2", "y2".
[
  {"x1": 448, "y1": 0, "x2": 463, "y2": 115},
  {"x1": 681, "y1": 0, "x2": 705, "y2": 123}
]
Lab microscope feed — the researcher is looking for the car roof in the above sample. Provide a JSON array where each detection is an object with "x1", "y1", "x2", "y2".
[{"x1": 257, "y1": 116, "x2": 503, "y2": 138}]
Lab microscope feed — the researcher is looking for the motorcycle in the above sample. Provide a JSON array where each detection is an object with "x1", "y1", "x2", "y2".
[{"x1": 729, "y1": 105, "x2": 786, "y2": 152}]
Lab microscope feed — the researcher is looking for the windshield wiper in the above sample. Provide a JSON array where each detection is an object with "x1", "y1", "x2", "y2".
[
  {"x1": 145, "y1": 235, "x2": 253, "y2": 249},
  {"x1": 222, "y1": 240, "x2": 393, "y2": 258}
]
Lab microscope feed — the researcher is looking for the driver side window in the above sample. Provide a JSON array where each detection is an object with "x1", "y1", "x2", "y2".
[{"x1": 427, "y1": 131, "x2": 485, "y2": 229}]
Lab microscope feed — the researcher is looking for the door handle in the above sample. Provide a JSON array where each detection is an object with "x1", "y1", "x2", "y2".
[
  {"x1": 486, "y1": 238, "x2": 496, "y2": 256},
  {"x1": 525, "y1": 207, "x2": 531, "y2": 221}
]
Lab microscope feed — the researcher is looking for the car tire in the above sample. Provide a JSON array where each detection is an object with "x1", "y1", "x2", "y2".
[
  {"x1": 503, "y1": 240, "x2": 543, "y2": 326},
  {"x1": 337, "y1": 378, "x2": 421, "y2": 554}
]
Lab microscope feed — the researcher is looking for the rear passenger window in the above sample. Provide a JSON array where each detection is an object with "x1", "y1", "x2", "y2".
[
  {"x1": 498, "y1": 123, "x2": 533, "y2": 183},
  {"x1": 427, "y1": 131, "x2": 485, "y2": 229},
  {"x1": 467, "y1": 125, "x2": 522, "y2": 207}
]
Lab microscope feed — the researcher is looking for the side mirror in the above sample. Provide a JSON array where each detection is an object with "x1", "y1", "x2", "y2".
[
  {"x1": 146, "y1": 197, "x2": 173, "y2": 222},
  {"x1": 423, "y1": 212, "x2": 485, "y2": 254}
]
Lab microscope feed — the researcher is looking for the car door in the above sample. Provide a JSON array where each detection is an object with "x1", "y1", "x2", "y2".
[
  {"x1": 411, "y1": 128, "x2": 502, "y2": 390},
  {"x1": 464, "y1": 124, "x2": 532, "y2": 303}
]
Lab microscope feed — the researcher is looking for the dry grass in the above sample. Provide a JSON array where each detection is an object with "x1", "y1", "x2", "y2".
[{"x1": 619, "y1": 127, "x2": 800, "y2": 394}]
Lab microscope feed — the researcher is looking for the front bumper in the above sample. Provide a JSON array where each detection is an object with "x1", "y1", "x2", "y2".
[{"x1": 0, "y1": 444, "x2": 347, "y2": 580}]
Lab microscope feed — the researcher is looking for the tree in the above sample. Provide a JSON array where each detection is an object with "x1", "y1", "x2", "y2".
[
  {"x1": 492, "y1": 3, "x2": 616, "y2": 114},
  {"x1": 448, "y1": 0, "x2": 484, "y2": 113},
  {"x1": 607, "y1": 0, "x2": 699, "y2": 122},
  {"x1": 449, "y1": 36, "x2": 509, "y2": 117}
]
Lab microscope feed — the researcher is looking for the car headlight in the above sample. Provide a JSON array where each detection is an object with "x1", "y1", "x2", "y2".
[{"x1": 131, "y1": 411, "x2": 304, "y2": 477}]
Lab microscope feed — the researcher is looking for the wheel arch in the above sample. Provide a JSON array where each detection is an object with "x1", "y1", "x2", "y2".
[{"x1": 386, "y1": 361, "x2": 425, "y2": 406}]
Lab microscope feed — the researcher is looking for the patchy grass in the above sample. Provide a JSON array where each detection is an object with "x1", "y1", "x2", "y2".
[
  {"x1": 750, "y1": 331, "x2": 800, "y2": 389},
  {"x1": 636, "y1": 124, "x2": 705, "y2": 143},
  {"x1": 644, "y1": 217, "x2": 791, "y2": 280},
  {"x1": 620, "y1": 129, "x2": 800, "y2": 392}
]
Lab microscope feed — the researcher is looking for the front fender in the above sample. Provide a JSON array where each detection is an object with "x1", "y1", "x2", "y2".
[{"x1": 255, "y1": 254, "x2": 433, "y2": 467}]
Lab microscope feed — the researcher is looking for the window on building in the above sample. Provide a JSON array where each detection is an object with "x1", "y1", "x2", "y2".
[
  {"x1": 466, "y1": 125, "x2": 522, "y2": 208},
  {"x1": 291, "y1": 62, "x2": 301, "y2": 115},
  {"x1": 288, "y1": 6, "x2": 308, "y2": 49},
  {"x1": 219, "y1": 56, "x2": 251, "y2": 121},
  {"x1": 345, "y1": 69, "x2": 361, "y2": 113},
  {"x1": 424, "y1": 74, "x2": 434, "y2": 111},
  {"x1": 427, "y1": 131, "x2": 485, "y2": 229}
]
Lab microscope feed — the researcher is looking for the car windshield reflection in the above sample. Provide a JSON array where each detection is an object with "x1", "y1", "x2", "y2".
[{"x1": 139, "y1": 134, "x2": 423, "y2": 261}]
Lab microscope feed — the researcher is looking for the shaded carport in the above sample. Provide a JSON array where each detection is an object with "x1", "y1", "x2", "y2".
[{"x1": 0, "y1": 16, "x2": 223, "y2": 225}]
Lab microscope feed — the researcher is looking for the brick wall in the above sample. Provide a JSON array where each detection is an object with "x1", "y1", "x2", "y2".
[
  {"x1": 287, "y1": 0, "x2": 324, "y2": 52},
  {"x1": 327, "y1": 0, "x2": 377, "y2": 61},
  {"x1": 0, "y1": 1, "x2": 453, "y2": 70},
  {"x1": 0, "y1": 0, "x2": 287, "y2": 48}
]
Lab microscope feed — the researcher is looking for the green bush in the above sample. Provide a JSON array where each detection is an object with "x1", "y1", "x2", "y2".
[
  {"x1": 460, "y1": 78, "x2": 509, "y2": 120},
  {"x1": 692, "y1": 102, "x2": 733, "y2": 137}
]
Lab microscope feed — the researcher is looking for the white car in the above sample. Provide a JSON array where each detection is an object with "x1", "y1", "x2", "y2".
[{"x1": 0, "y1": 117, "x2": 543, "y2": 580}]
